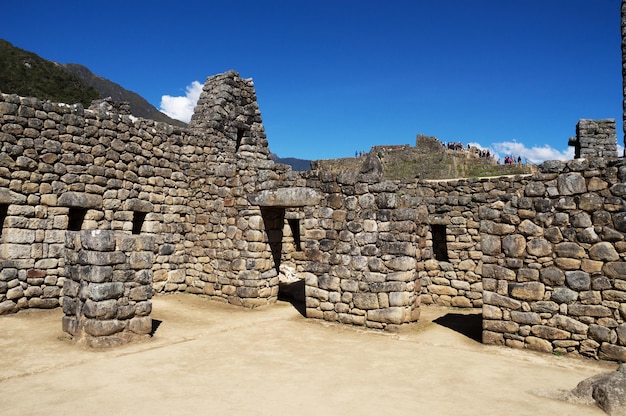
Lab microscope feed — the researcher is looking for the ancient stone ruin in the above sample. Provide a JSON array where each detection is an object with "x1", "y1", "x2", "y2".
[{"x1": 0, "y1": 7, "x2": 626, "y2": 358}]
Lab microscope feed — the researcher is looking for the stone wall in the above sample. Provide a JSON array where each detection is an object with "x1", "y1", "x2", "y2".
[
  {"x1": 62, "y1": 230, "x2": 154, "y2": 347},
  {"x1": 480, "y1": 158, "x2": 626, "y2": 361},
  {"x1": 0, "y1": 70, "x2": 290, "y2": 314},
  {"x1": 297, "y1": 171, "x2": 425, "y2": 329},
  {"x1": 568, "y1": 119, "x2": 617, "y2": 159},
  {"x1": 0, "y1": 67, "x2": 625, "y2": 360}
]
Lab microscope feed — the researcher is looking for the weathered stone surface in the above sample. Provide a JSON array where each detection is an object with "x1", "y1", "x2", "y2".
[
  {"x1": 480, "y1": 235, "x2": 501, "y2": 255},
  {"x1": 58, "y1": 192, "x2": 102, "y2": 208},
  {"x1": 248, "y1": 187, "x2": 322, "y2": 207},
  {"x1": 518, "y1": 220, "x2": 543, "y2": 236},
  {"x1": 353, "y1": 293, "x2": 379, "y2": 310},
  {"x1": 502, "y1": 234, "x2": 526, "y2": 257},
  {"x1": 483, "y1": 291, "x2": 521, "y2": 310},
  {"x1": 483, "y1": 320, "x2": 519, "y2": 333},
  {"x1": 80, "y1": 230, "x2": 116, "y2": 252},
  {"x1": 604, "y1": 262, "x2": 626, "y2": 279},
  {"x1": 557, "y1": 172, "x2": 587, "y2": 195},
  {"x1": 508, "y1": 282, "x2": 545, "y2": 301},
  {"x1": 482, "y1": 264, "x2": 516, "y2": 280},
  {"x1": 83, "y1": 299, "x2": 118, "y2": 319},
  {"x1": 83, "y1": 319, "x2": 125, "y2": 337},
  {"x1": 568, "y1": 304, "x2": 613, "y2": 317},
  {"x1": 531, "y1": 325, "x2": 570, "y2": 340},
  {"x1": 565, "y1": 271, "x2": 591, "y2": 291},
  {"x1": 569, "y1": 364, "x2": 626, "y2": 416},
  {"x1": 551, "y1": 287, "x2": 578, "y2": 304},
  {"x1": 540, "y1": 267, "x2": 565, "y2": 286},
  {"x1": 88, "y1": 282, "x2": 125, "y2": 301},
  {"x1": 599, "y1": 345, "x2": 626, "y2": 363},
  {"x1": 555, "y1": 242, "x2": 586, "y2": 259},
  {"x1": 526, "y1": 238, "x2": 552, "y2": 257},
  {"x1": 129, "y1": 316, "x2": 152, "y2": 335},
  {"x1": 547, "y1": 314, "x2": 589, "y2": 334},
  {"x1": 525, "y1": 336, "x2": 553, "y2": 353},
  {"x1": 589, "y1": 242, "x2": 620, "y2": 261},
  {"x1": 367, "y1": 307, "x2": 405, "y2": 324},
  {"x1": 510, "y1": 311, "x2": 541, "y2": 325}
]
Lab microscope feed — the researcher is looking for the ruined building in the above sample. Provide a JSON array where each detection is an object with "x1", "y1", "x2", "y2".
[{"x1": 1, "y1": 10, "x2": 626, "y2": 359}]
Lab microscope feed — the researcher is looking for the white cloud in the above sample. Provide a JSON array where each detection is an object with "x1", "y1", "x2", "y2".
[
  {"x1": 159, "y1": 81, "x2": 203, "y2": 123},
  {"x1": 491, "y1": 141, "x2": 574, "y2": 164},
  {"x1": 466, "y1": 140, "x2": 573, "y2": 164}
]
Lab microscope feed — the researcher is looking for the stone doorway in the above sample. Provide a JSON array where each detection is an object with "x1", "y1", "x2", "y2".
[{"x1": 260, "y1": 206, "x2": 306, "y2": 315}]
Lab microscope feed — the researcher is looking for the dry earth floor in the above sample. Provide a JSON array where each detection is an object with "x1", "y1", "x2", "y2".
[{"x1": 0, "y1": 293, "x2": 619, "y2": 415}]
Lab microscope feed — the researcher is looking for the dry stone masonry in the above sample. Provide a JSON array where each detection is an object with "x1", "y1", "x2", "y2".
[
  {"x1": 1, "y1": 2, "x2": 626, "y2": 357},
  {"x1": 63, "y1": 230, "x2": 154, "y2": 347},
  {"x1": 0, "y1": 68, "x2": 625, "y2": 358}
]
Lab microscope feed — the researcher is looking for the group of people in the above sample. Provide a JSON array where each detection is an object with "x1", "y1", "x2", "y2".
[
  {"x1": 478, "y1": 149, "x2": 492, "y2": 159},
  {"x1": 445, "y1": 141, "x2": 464, "y2": 151},
  {"x1": 503, "y1": 155, "x2": 523, "y2": 165}
]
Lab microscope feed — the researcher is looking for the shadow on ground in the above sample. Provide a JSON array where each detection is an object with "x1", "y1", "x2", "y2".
[
  {"x1": 433, "y1": 312, "x2": 482, "y2": 343},
  {"x1": 278, "y1": 280, "x2": 306, "y2": 317}
]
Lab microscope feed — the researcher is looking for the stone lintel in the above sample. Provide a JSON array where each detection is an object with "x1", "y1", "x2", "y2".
[{"x1": 248, "y1": 187, "x2": 322, "y2": 207}]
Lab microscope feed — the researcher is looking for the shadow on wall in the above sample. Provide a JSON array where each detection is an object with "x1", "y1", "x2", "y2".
[{"x1": 433, "y1": 313, "x2": 483, "y2": 343}]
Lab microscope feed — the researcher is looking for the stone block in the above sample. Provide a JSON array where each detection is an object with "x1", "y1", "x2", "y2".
[
  {"x1": 565, "y1": 271, "x2": 590, "y2": 291},
  {"x1": 385, "y1": 256, "x2": 416, "y2": 271},
  {"x1": 557, "y1": 172, "x2": 586, "y2": 195},
  {"x1": 483, "y1": 291, "x2": 521, "y2": 310},
  {"x1": 80, "y1": 230, "x2": 116, "y2": 251},
  {"x1": 599, "y1": 344, "x2": 626, "y2": 362},
  {"x1": 589, "y1": 242, "x2": 619, "y2": 261},
  {"x1": 88, "y1": 282, "x2": 124, "y2": 301},
  {"x1": 525, "y1": 336, "x2": 553, "y2": 353},
  {"x1": 129, "y1": 316, "x2": 152, "y2": 335},
  {"x1": 168, "y1": 269, "x2": 186, "y2": 284},
  {"x1": 83, "y1": 319, "x2": 125, "y2": 337},
  {"x1": 531, "y1": 325, "x2": 570, "y2": 340},
  {"x1": 508, "y1": 282, "x2": 545, "y2": 301},
  {"x1": 510, "y1": 311, "x2": 541, "y2": 325},
  {"x1": 83, "y1": 299, "x2": 118, "y2": 319},
  {"x1": 129, "y1": 286, "x2": 152, "y2": 301},
  {"x1": 568, "y1": 304, "x2": 613, "y2": 317},
  {"x1": 367, "y1": 307, "x2": 404, "y2": 324},
  {"x1": 547, "y1": 314, "x2": 588, "y2": 334},
  {"x1": 483, "y1": 320, "x2": 519, "y2": 333},
  {"x1": 603, "y1": 290, "x2": 626, "y2": 303},
  {"x1": 482, "y1": 264, "x2": 516, "y2": 280},
  {"x1": 353, "y1": 293, "x2": 379, "y2": 310}
]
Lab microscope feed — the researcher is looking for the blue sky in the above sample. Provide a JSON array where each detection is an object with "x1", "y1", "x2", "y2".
[{"x1": 2, "y1": 0, "x2": 622, "y2": 162}]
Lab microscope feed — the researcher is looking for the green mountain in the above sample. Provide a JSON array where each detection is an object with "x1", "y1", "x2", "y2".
[
  {"x1": 0, "y1": 39, "x2": 99, "y2": 107},
  {"x1": 0, "y1": 39, "x2": 185, "y2": 126}
]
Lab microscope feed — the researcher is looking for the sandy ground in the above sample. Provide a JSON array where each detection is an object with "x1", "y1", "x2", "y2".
[{"x1": 0, "y1": 293, "x2": 619, "y2": 416}]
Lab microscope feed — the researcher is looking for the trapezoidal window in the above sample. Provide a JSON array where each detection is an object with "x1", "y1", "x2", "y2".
[
  {"x1": 431, "y1": 224, "x2": 449, "y2": 261},
  {"x1": 0, "y1": 204, "x2": 8, "y2": 237},
  {"x1": 132, "y1": 211, "x2": 147, "y2": 235},
  {"x1": 287, "y1": 218, "x2": 303, "y2": 252},
  {"x1": 235, "y1": 129, "x2": 244, "y2": 152},
  {"x1": 68, "y1": 208, "x2": 88, "y2": 231}
]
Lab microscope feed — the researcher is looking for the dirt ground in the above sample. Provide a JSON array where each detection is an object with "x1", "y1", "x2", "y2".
[{"x1": 0, "y1": 293, "x2": 619, "y2": 416}]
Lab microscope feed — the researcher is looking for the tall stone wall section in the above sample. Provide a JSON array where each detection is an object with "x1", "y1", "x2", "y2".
[
  {"x1": 480, "y1": 158, "x2": 626, "y2": 361},
  {"x1": 0, "y1": 70, "x2": 287, "y2": 314},
  {"x1": 298, "y1": 171, "x2": 425, "y2": 329},
  {"x1": 569, "y1": 119, "x2": 617, "y2": 159},
  {"x1": 63, "y1": 230, "x2": 154, "y2": 347}
]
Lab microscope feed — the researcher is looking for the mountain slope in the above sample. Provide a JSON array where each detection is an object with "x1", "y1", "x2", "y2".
[
  {"x1": 63, "y1": 63, "x2": 186, "y2": 127},
  {"x1": 0, "y1": 39, "x2": 99, "y2": 107},
  {"x1": 0, "y1": 39, "x2": 185, "y2": 126}
]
